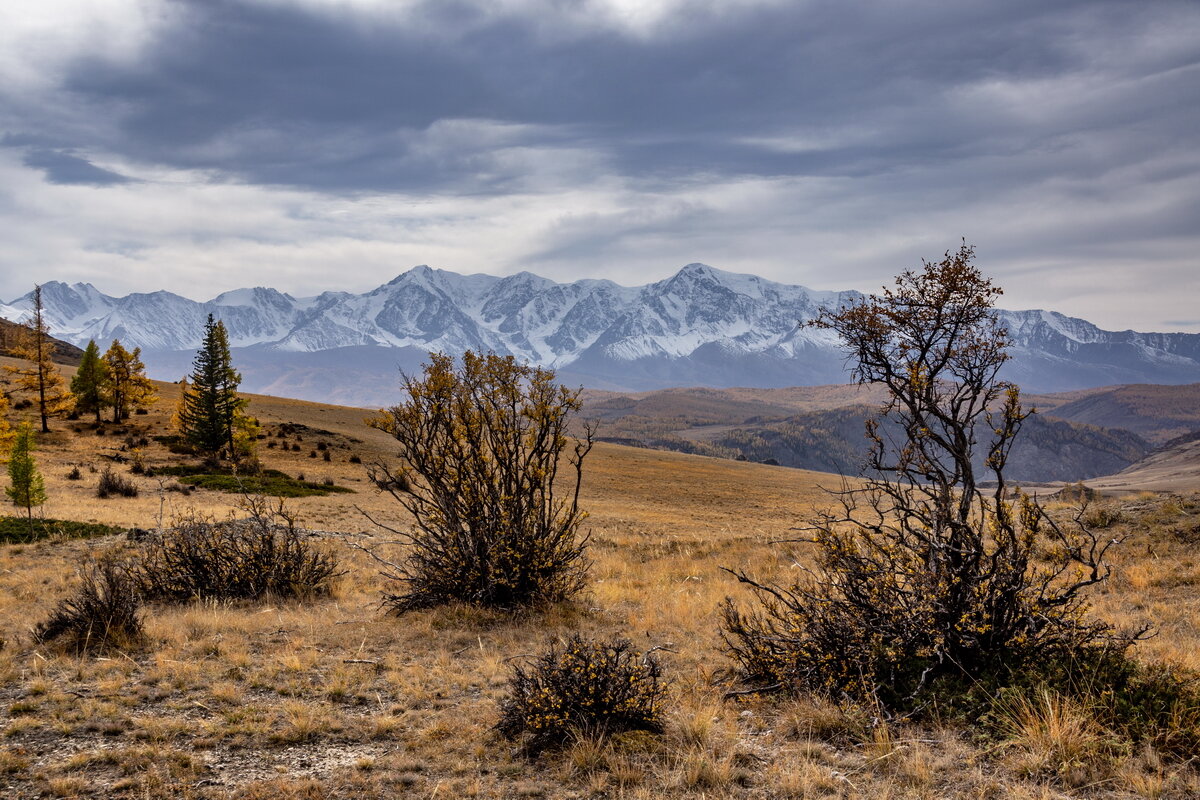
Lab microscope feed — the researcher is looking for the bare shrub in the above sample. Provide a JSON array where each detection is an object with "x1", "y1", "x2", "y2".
[
  {"x1": 34, "y1": 558, "x2": 144, "y2": 653},
  {"x1": 363, "y1": 351, "x2": 594, "y2": 612},
  {"x1": 97, "y1": 467, "x2": 138, "y2": 498},
  {"x1": 496, "y1": 635, "x2": 667, "y2": 755},
  {"x1": 134, "y1": 498, "x2": 342, "y2": 602}
]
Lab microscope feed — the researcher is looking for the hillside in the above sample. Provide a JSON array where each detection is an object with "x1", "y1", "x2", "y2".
[
  {"x1": 1038, "y1": 383, "x2": 1200, "y2": 445},
  {"x1": 0, "y1": 318, "x2": 85, "y2": 366},
  {"x1": 580, "y1": 386, "x2": 1157, "y2": 483},
  {"x1": 1086, "y1": 431, "x2": 1200, "y2": 494},
  {"x1": 0, "y1": 355, "x2": 834, "y2": 538}
]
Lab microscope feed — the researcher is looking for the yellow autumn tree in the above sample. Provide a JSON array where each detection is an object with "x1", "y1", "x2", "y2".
[
  {"x1": 102, "y1": 340, "x2": 157, "y2": 422},
  {"x1": 172, "y1": 377, "x2": 192, "y2": 433},
  {"x1": 0, "y1": 391, "x2": 14, "y2": 457},
  {"x1": 3, "y1": 286, "x2": 73, "y2": 433}
]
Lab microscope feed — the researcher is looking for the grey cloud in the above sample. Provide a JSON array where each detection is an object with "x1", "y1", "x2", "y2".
[
  {"x1": 20, "y1": 148, "x2": 133, "y2": 186},
  {"x1": 19, "y1": 0, "x2": 1189, "y2": 193}
]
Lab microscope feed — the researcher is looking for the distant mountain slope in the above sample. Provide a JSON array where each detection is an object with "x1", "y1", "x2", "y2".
[
  {"x1": 0, "y1": 318, "x2": 85, "y2": 366},
  {"x1": 6, "y1": 264, "x2": 1200, "y2": 402},
  {"x1": 1087, "y1": 431, "x2": 1200, "y2": 493},
  {"x1": 1034, "y1": 384, "x2": 1200, "y2": 445},
  {"x1": 579, "y1": 386, "x2": 1154, "y2": 483}
]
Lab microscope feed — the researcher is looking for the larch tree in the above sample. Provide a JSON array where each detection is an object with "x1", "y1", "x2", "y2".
[
  {"x1": 178, "y1": 315, "x2": 247, "y2": 460},
  {"x1": 6, "y1": 423, "x2": 46, "y2": 538},
  {"x1": 102, "y1": 340, "x2": 157, "y2": 422},
  {"x1": 0, "y1": 391, "x2": 14, "y2": 455},
  {"x1": 4, "y1": 286, "x2": 74, "y2": 433},
  {"x1": 71, "y1": 340, "x2": 109, "y2": 424}
]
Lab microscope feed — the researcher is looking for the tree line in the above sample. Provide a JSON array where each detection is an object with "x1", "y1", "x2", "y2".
[
  {"x1": 2, "y1": 291, "x2": 252, "y2": 534},
  {"x1": 2, "y1": 286, "x2": 157, "y2": 432}
]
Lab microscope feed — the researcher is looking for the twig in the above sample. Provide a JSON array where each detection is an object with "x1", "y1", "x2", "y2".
[{"x1": 722, "y1": 683, "x2": 781, "y2": 699}]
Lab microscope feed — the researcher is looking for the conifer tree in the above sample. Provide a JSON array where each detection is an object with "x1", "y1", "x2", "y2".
[
  {"x1": 4, "y1": 286, "x2": 74, "y2": 433},
  {"x1": 102, "y1": 340, "x2": 157, "y2": 422},
  {"x1": 7, "y1": 423, "x2": 46, "y2": 537},
  {"x1": 178, "y1": 315, "x2": 246, "y2": 459},
  {"x1": 71, "y1": 340, "x2": 109, "y2": 424}
]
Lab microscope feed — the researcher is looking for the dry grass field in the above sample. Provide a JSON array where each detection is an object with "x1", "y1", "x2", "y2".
[{"x1": 1, "y1": 364, "x2": 1198, "y2": 798}]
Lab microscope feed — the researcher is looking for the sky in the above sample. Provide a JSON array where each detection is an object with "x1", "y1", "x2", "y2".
[{"x1": 0, "y1": 0, "x2": 1197, "y2": 331}]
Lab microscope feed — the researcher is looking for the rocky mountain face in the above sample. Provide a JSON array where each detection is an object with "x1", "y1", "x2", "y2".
[{"x1": 5, "y1": 264, "x2": 1200, "y2": 405}]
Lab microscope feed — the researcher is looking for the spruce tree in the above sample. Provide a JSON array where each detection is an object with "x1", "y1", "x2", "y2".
[
  {"x1": 4, "y1": 286, "x2": 74, "y2": 432},
  {"x1": 102, "y1": 340, "x2": 157, "y2": 422},
  {"x1": 179, "y1": 315, "x2": 245, "y2": 459},
  {"x1": 7, "y1": 423, "x2": 46, "y2": 538},
  {"x1": 71, "y1": 340, "x2": 109, "y2": 424}
]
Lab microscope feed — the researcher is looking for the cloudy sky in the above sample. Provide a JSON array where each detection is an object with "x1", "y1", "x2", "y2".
[{"x1": 1, "y1": 0, "x2": 1197, "y2": 330}]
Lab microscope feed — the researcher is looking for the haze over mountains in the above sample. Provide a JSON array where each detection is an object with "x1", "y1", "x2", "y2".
[{"x1": 4, "y1": 264, "x2": 1200, "y2": 407}]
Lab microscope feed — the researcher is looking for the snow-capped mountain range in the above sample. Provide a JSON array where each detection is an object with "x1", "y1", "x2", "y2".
[{"x1": 3, "y1": 264, "x2": 1199, "y2": 406}]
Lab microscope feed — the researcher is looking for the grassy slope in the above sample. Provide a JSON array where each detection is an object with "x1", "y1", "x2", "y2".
[{"x1": 0, "y1": 361, "x2": 1198, "y2": 797}]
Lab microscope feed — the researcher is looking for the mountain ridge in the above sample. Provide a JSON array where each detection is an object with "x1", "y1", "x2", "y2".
[{"x1": 5, "y1": 264, "x2": 1200, "y2": 403}]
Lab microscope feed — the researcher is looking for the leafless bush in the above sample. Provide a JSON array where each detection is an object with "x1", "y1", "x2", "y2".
[
  {"x1": 134, "y1": 497, "x2": 342, "y2": 602},
  {"x1": 97, "y1": 467, "x2": 138, "y2": 498},
  {"x1": 34, "y1": 558, "x2": 144, "y2": 654}
]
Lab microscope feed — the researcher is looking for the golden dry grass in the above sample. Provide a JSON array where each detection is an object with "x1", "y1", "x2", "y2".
[{"x1": 0, "y1": 365, "x2": 1197, "y2": 798}]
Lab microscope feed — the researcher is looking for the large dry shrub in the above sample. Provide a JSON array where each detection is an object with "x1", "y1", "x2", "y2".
[
  {"x1": 135, "y1": 497, "x2": 341, "y2": 602},
  {"x1": 35, "y1": 557, "x2": 144, "y2": 654},
  {"x1": 364, "y1": 351, "x2": 594, "y2": 611},
  {"x1": 496, "y1": 634, "x2": 668, "y2": 754},
  {"x1": 722, "y1": 244, "x2": 1142, "y2": 711}
]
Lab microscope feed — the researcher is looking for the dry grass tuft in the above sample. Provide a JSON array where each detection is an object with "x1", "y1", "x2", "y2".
[{"x1": 996, "y1": 688, "x2": 1114, "y2": 785}]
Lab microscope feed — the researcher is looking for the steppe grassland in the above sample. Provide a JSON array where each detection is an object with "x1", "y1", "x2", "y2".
[{"x1": 0, "y1": 365, "x2": 1196, "y2": 797}]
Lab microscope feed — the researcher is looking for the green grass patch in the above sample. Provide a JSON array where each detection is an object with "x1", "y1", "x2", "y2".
[
  {"x1": 0, "y1": 516, "x2": 126, "y2": 544},
  {"x1": 153, "y1": 465, "x2": 353, "y2": 497}
]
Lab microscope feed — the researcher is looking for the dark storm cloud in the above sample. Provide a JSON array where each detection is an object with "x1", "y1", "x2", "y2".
[
  {"x1": 17, "y1": 0, "x2": 1191, "y2": 194},
  {"x1": 20, "y1": 148, "x2": 133, "y2": 186}
]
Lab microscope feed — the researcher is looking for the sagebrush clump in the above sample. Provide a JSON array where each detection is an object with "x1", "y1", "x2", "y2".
[
  {"x1": 34, "y1": 557, "x2": 144, "y2": 654},
  {"x1": 134, "y1": 499, "x2": 341, "y2": 602},
  {"x1": 496, "y1": 634, "x2": 668, "y2": 755}
]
